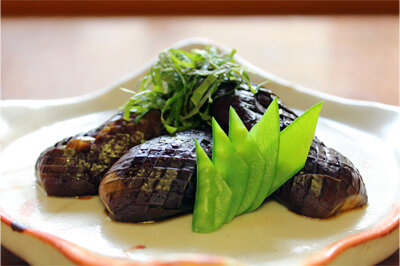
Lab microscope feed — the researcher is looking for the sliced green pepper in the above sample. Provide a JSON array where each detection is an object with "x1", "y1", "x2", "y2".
[
  {"x1": 192, "y1": 139, "x2": 232, "y2": 233},
  {"x1": 228, "y1": 107, "x2": 265, "y2": 215},
  {"x1": 211, "y1": 118, "x2": 250, "y2": 223},
  {"x1": 247, "y1": 98, "x2": 280, "y2": 211},
  {"x1": 269, "y1": 102, "x2": 323, "y2": 194}
]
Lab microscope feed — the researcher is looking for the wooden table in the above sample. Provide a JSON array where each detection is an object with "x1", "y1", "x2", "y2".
[{"x1": 1, "y1": 15, "x2": 399, "y2": 265}]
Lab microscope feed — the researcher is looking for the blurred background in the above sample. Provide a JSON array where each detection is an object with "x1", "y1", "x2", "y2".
[
  {"x1": 1, "y1": 0, "x2": 399, "y2": 265},
  {"x1": 1, "y1": 0, "x2": 399, "y2": 105}
]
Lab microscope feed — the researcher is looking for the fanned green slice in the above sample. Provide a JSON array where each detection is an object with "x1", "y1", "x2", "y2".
[
  {"x1": 247, "y1": 98, "x2": 280, "y2": 211},
  {"x1": 228, "y1": 107, "x2": 264, "y2": 215},
  {"x1": 269, "y1": 102, "x2": 323, "y2": 194},
  {"x1": 193, "y1": 140, "x2": 232, "y2": 233},
  {"x1": 193, "y1": 101, "x2": 323, "y2": 233},
  {"x1": 211, "y1": 118, "x2": 249, "y2": 223}
]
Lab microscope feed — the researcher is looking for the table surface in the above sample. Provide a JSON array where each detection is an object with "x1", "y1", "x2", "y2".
[
  {"x1": 2, "y1": 15, "x2": 399, "y2": 105},
  {"x1": 1, "y1": 15, "x2": 399, "y2": 265}
]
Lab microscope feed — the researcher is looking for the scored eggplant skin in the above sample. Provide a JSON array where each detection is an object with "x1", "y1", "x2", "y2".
[
  {"x1": 211, "y1": 83, "x2": 368, "y2": 218},
  {"x1": 35, "y1": 110, "x2": 162, "y2": 197},
  {"x1": 36, "y1": 80, "x2": 367, "y2": 220},
  {"x1": 99, "y1": 130, "x2": 212, "y2": 222}
]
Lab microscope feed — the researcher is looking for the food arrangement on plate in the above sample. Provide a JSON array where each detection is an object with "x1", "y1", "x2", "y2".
[
  {"x1": 2, "y1": 39, "x2": 399, "y2": 265},
  {"x1": 35, "y1": 47, "x2": 368, "y2": 232}
]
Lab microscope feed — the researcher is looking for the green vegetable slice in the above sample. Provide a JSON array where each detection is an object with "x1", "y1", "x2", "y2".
[
  {"x1": 247, "y1": 98, "x2": 280, "y2": 212},
  {"x1": 190, "y1": 74, "x2": 218, "y2": 106},
  {"x1": 269, "y1": 102, "x2": 323, "y2": 194},
  {"x1": 211, "y1": 118, "x2": 249, "y2": 223},
  {"x1": 193, "y1": 139, "x2": 232, "y2": 233},
  {"x1": 228, "y1": 107, "x2": 265, "y2": 215}
]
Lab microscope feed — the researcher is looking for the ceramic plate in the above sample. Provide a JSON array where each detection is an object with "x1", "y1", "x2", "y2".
[{"x1": 1, "y1": 38, "x2": 399, "y2": 265}]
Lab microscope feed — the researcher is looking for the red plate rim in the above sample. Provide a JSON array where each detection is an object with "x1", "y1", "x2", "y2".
[{"x1": 1, "y1": 201, "x2": 399, "y2": 265}]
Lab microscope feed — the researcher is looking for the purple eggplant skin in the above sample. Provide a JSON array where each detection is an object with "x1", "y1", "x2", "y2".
[
  {"x1": 35, "y1": 110, "x2": 162, "y2": 197},
  {"x1": 211, "y1": 83, "x2": 368, "y2": 218},
  {"x1": 99, "y1": 130, "x2": 212, "y2": 222}
]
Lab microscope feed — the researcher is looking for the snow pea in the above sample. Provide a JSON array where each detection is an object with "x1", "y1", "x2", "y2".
[
  {"x1": 269, "y1": 102, "x2": 323, "y2": 194},
  {"x1": 228, "y1": 107, "x2": 265, "y2": 215},
  {"x1": 192, "y1": 139, "x2": 232, "y2": 233},
  {"x1": 212, "y1": 118, "x2": 249, "y2": 223},
  {"x1": 247, "y1": 98, "x2": 280, "y2": 212}
]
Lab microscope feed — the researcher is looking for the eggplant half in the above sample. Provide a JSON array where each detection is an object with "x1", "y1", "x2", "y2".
[
  {"x1": 35, "y1": 110, "x2": 161, "y2": 196},
  {"x1": 99, "y1": 130, "x2": 212, "y2": 222}
]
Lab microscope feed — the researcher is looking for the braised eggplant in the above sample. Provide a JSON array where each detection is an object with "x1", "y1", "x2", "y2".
[
  {"x1": 99, "y1": 130, "x2": 212, "y2": 222},
  {"x1": 211, "y1": 84, "x2": 368, "y2": 218},
  {"x1": 35, "y1": 110, "x2": 162, "y2": 196},
  {"x1": 36, "y1": 82, "x2": 367, "y2": 220}
]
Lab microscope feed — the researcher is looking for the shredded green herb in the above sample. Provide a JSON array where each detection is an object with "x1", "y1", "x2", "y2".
[{"x1": 121, "y1": 46, "x2": 256, "y2": 134}]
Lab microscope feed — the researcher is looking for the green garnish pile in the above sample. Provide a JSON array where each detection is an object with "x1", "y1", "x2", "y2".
[
  {"x1": 122, "y1": 47, "x2": 257, "y2": 133},
  {"x1": 193, "y1": 100, "x2": 322, "y2": 233}
]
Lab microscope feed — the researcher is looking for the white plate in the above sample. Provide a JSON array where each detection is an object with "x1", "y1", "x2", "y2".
[{"x1": 1, "y1": 38, "x2": 399, "y2": 265}]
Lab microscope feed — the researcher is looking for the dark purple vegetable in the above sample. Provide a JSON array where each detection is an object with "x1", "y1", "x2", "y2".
[
  {"x1": 99, "y1": 130, "x2": 212, "y2": 222},
  {"x1": 211, "y1": 83, "x2": 368, "y2": 218},
  {"x1": 35, "y1": 110, "x2": 162, "y2": 197}
]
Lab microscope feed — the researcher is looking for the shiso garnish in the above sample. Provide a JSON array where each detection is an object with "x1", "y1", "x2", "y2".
[{"x1": 121, "y1": 46, "x2": 258, "y2": 133}]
